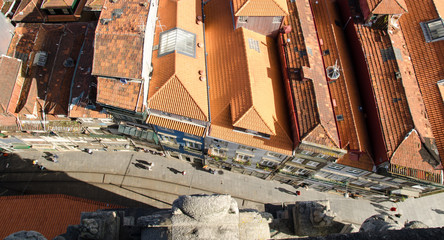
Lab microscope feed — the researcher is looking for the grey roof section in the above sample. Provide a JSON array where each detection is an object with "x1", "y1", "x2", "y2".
[{"x1": 0, "y1": 14, "x2": 14, "y2": 56}]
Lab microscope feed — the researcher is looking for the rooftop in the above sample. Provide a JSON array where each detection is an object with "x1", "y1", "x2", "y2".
[
  {"x1": 68, "y1": 22, "x2": 107, "y2": 119},
  {"x1": 0, "y1": 194, "x2": 119, "y2": 240},
  {"x1": 147, "y1": 0, "x2": 208, "y2": 122},
  {"x1": 12, "y1": 0, "x2": 46, "y2": 22},
  {"x1": 41, "y1": 0, "x2": 75, "y2": 9},
  {"x1": 232, "y1": 0, "x2": 289, "y2": 16},
  {"x1": 281, "y1": 0, "x2": 339, "y2": 147},
  {"x1": 92, "y1": 0, "x2": 150, "y2": 80},
  {"x1": 354, "y1": 25, "x2": 414, "y2": 157},
  {"x1": 6, "y1": 23, "x2": 104, "y2": 123},
  {"x1": 399, "y1": 0, "x2": 444, "y2": 160},
  {"x1": 311, "y1": 0, "x2": 370, "y2": 152},
  {"x1": 0, "y1": 56, "x2": 21, "y2": 114},
  {"x1": 96, "y1": 77, "x2": 144, "y2": 112},
  {"x1": 360, "y1": 0, "x2": 408, "y2": 17},
  {"x1": 205, "y1": 0, "x2": 293, "y2": 155}
]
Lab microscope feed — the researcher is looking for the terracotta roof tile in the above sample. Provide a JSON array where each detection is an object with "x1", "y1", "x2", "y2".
[
  {"x1": 147, "y1": 115, "x2": 206, "y2": 136},
  {"x1": 97, "y1": 77, "x2": 143, "y2": 112},
  {"x1": 232, "y1": 0, "x2": 289, "y2": 16},
  {"x1": 281, "y1": 0, "x2": 339, "y2": 147},
  {"x1": 12, "y1": 0, "x2": 46, "y2": 22},
  {"x1": 0, "y1": 194, "x2": 120, "y2": 240},
  {"x1": 6, "y1": 23, "x2": 94, "y2": 119},
  {"x1": 84, "y1": 0, "x2": 104, "y2": 11},
  {"x1": 390, "y1": 130, "x2": 441, "y2": 177},
  {"x1": 205, "y1": 0, "x2": 293, "y2": 155},
  {"x1": 41, "y1": 0, "x2": 75, "y2": 9},
  {"x1": 0, "y1": 56, "x2": 21, "y2": 114},
  {"x1": 68, "y1": 22, "x2": 107, "y2": 119},
  {"x1": 363, "y1": 0, "x2": 408, "y2": 15},
  {"x1": 92, "y1": 0, "x2": 149, "y2": 79},
  {"x1": 148, "y1": 0, "x2": 208, "y2": 122},
  {"x1": 336, "y1": 151, "x2": 375, "y2": 171},
  {"x1": 433, "y1": 0, "x2": 444, "y2": 18},
  {"x1": 400, "y1": 0, "x2": 444, "y2": 160},
  {"x1": 302, "y1": 124, "x2": 338, "y2": 149},
  {"x1": 354, "y1": 25, "x2": 414, "y2": 157},
  {"x1": 311, "y1": 0, "x2": 370, "y2": 151}
]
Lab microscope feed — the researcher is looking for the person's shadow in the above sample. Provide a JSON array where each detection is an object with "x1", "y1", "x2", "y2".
[{"x1": 167, "y1": 167, "x2": 181, "y2": 174}]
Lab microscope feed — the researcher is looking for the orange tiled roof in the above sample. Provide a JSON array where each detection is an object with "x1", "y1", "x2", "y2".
[
  {"x1": 41, "y1": 0, "x2": 75, "y2": 9},
  {"x1": 354, "y1": 25, "x2": 414, "y2": 157},
  {"x1": 302, "y1": 125, "x2": 338, "y2": 149},
  {"x1": 391, "y1": 130, "x2": 441, "y2": 174},
  {"x1": 92, "y1": 0, "x2": 149, "y2": 79},
  {"x1": 84, "y1": 0, "x2": 103, "y2": 11},
  {"x1": 148, "y1": 0, "x2": 208, "y2": 122},
  {"x1": 68, "y1": 22, "x2": 107, "y2": 119},
  {"x1": 364, "y1": 0, "x2": 408, "y2": 15},
  {"x1": 147, "y1": 115, "x2": 206, "y2": 137},
  {"x1": 433, "y1": 0, "x2": 444, "y2": 18},
  {"x1": 0, "y1": 56, "x2": 21, "y2": 114},
  {"x1": 205, "y1": 0, "x2": 293, "y2": 155},
  {"x1": 6, "y1": 23, "x2": 93, "y2": 119},
  {"x1": 12, "y1": 0, "x2": 46, "y2": 22},
  {"x1": 281, "y1": 0, "x2": 339, "y2": 147},
  {"x1": 0, "y1": 194, "x2": 120, "y2": 240},
  {"x1": 311, "y1": 0, "x2": 370, "y2": 151},
  {"x1": 400, "y1": 0, "x2": 444, "y2": 160},
  {"x1": 336, "y1": 151, "x2": 375, "y2": 171},
  {"x1": 232, "y1": 0, "x2": 289, "y2": 16},
  {"x1": 97, "y1": 77, "x2": 143, "y2": 112}
]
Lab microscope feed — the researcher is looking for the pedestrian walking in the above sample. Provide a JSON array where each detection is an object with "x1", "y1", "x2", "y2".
[
  {"x1": 33, "y1": 160, "x2": 39, "y2": 165},
  {"x1": 182, "y1": 171, "x2": 186, "y2": 175}
]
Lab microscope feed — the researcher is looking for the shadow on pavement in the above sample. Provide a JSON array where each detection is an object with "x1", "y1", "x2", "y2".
[
  {"x1": 432, "y1": 209, "x2": 444, "y2": 214},
  {"x1": 275, "y1": 187, "x2": 297, "y2": 196},
  {"x1": 0, "y1": 153, "x2": 162, "y2": 210},
  {"x1": 167, "y1": 167, "x2": 182, "y2": 174}
]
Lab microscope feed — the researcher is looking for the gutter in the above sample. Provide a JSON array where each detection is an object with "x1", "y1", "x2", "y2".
[{"x1": 202, "y1": 0, "x2": 211, "y2": 132}]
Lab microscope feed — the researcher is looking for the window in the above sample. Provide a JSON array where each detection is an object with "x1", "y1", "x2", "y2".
[
  {"x1": 48, "y1": 9, "x2": 56, "y2": 15},
  {"x1": 185, "y1": 140, "x2": 201, "y2": 150},
  {"x1": 292, "y1": 158, "x2": 305, "y2": 164},
  {"x1": 239, "y1": 145, "x2": 255, "y2": 152},
  {"x1": 336, "y1": 115, "x2": 344, "y2": 121},
  {"x1": 267, "y1": 152, "x2": 282, "y2": 159},
  {"x1": 306, "y1": 161, "x2": 320, "y2": 167},
  {"x1": 282, "y1": 165, "x2": 295, "y2": 172},
  {"x1": 211, "y1": 148, "x2": 227, "y2": 157},
  {"x1": 248, "y1": 38, "x2": 260, "y2": 53},
  {"x1": 301, "y1": 150, "x2": 313, "y2": 156},
  {"x1": 235, "y1": 153, "x2": 251, "y2": 162},
  {"x1": 316, "y1": 153, "x2": 329, "y2": 159},
  {"x1": 260, "y1": 159, "x2": 278, "y2": 167},
  {"x1": 272, "y1": 16, "x2": 283, "y2": 23},
  {"x1": 159, "y1": 28, "x2": 196, "y2": 57},
  {"x1": 421, "y1": 19, "x2": 444, "y2": 42},
  {"x1": 62, "y1": 8, "x2": 69, "y2": 15},
  {"x1": 159, "y1": 134, "x2": 177, "y2": 145},
  {"x1": 295, "y1": 168, "x2": 308, "y2": 175},
  {"x1": 327, "y1": 164, "x2": 344, "y2": 171},
  {"x1": 239, "y1": 16, "x2": 248, "y2": 23},
  {"x1": 346, "y1": 169, "x2": 363, "y2": 175}
]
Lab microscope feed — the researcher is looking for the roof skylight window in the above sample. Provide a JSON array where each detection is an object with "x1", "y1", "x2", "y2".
[
  {"x1": 158, "y1": 28, "x2": 196, "y2": 57},
  {"x1": 420, "y1": 18, "x2": 444, "y2": 42}
]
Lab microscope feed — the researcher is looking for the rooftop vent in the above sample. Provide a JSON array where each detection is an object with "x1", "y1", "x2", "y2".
[
  {"x1": 120, "y1": 78, "x2": 128, "y2": 84},
  {"x1": 112, "y1": 9, "x2": 123, "y2": 19},
  {"x1": 100, "y1": 18, "x2": 112, "y2": 25},
  {"x1": 63, "y1": 57, "x2": 75, "y2": 67},
  {"x1": 326, "y1": 60, "x2": 340, "y2": 80},
  {"x1": 33, "y1": 51, "x2": 48, "y2": 67}
]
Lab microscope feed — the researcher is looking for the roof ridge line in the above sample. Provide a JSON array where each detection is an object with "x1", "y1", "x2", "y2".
[
  {"x1": 235, "y1": 0, "x2": 251, "y2": 16},
  {"x1": 270, "y1": 0, "x2": 288, "y2": 15},
  {"x1": 272, "y1": 114, "x2": 293, "y2": 143},
  {"x1": 395, "y1": 0, "x2": 408, "y2": 12}
]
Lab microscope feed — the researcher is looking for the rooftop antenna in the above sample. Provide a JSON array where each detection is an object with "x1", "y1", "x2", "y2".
[{"x1": 326, "y1": 60, "x2": 340, "y2": 80}]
